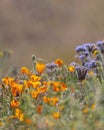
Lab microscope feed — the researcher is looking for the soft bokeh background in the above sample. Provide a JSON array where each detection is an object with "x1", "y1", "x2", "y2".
[{"x1": 0, "y1": 0, "x2": 104, "y2": 69}]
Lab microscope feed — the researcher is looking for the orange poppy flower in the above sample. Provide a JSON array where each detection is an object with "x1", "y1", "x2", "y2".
[
  {"x1": 10, "y1": 99, "x2": 20, "y2": 108},
  {"x1": 36, "y1": 62, "x2": 46, "y2": 74},
  {"x1": 2, "y1": 77, "x2": 9, "y2": 86},
  {"x1": 52, "y1": 112, "x2": 60, "y2": 119},
  {"x1": 38, "y1": 86, "x2": 47, "y2": 93},
  {"x1": 60, "y1": 83, "x2": 67, "y2": 91},
  {"x1": 30, "y1": 74, "x2": 41, "y2": 82},
  {"x1": 31, "y1": 90, "x2": 39, "y2": 99},
  {"x1": 32, "y1": 81, "x2": 41, "y2": 89},
  {"x1": 21, "y1": 66, "x2": 30, "y2": 76},
  {"x1": 68, "y1": 66, "x2": 75, "y2": 73},
  {"x1": 55, "y1": 58, "x2": 63, "y2": 67},
  {"x1": 43, "y1": 96, "x2": 51, "y2": 104},
  {"x1": 15, "y1": 108, "x2": 24, "y2": 121},
  {"x1": 11, "y1": 83, "x2": 23, "y2": 97},
  {"x1": 51, "y1": 97, "x2": 59, "y2": 106},
  {"x1": 52, "y1": 82, "x2": 61, "y2": 92}
]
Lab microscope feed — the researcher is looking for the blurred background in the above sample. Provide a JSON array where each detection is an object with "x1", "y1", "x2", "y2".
[{"x1": 0, "y1": 0, "x2": 104, "y2": 70}]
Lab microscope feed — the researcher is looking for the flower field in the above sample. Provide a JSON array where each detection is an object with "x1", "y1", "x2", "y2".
[{"x1": 0, "y1": 41, "x2": 104, "y2": 130}]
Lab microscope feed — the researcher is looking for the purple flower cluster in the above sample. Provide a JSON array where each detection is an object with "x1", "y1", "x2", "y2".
[
  {"x1": 96, "y1": 40, "x2": 104, "y2": 53},
  {"x1": 75, "y1": 40, "x2": 104, "y2": 69},
  {"x1": 46, "y1": 62, "x2": 58, "y2": 73}
]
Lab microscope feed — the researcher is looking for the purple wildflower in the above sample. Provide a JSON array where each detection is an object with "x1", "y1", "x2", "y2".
[
  {"x1": 75, "y1": 45, "x2": 87, "y2": 53},
  {"x1": 96, "y1": 40, "x2": 104, "y2": 53},
  {"x1": 82, "y1": 43, "x2": 95, "y2": 52},
  {"x1": 84, "y1": 60, "x2": 97, "y2": 68}
]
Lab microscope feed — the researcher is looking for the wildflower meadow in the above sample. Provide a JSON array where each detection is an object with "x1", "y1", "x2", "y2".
[{"x1": 0, "y1": 41, "x2": 104, "y2": 130}]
